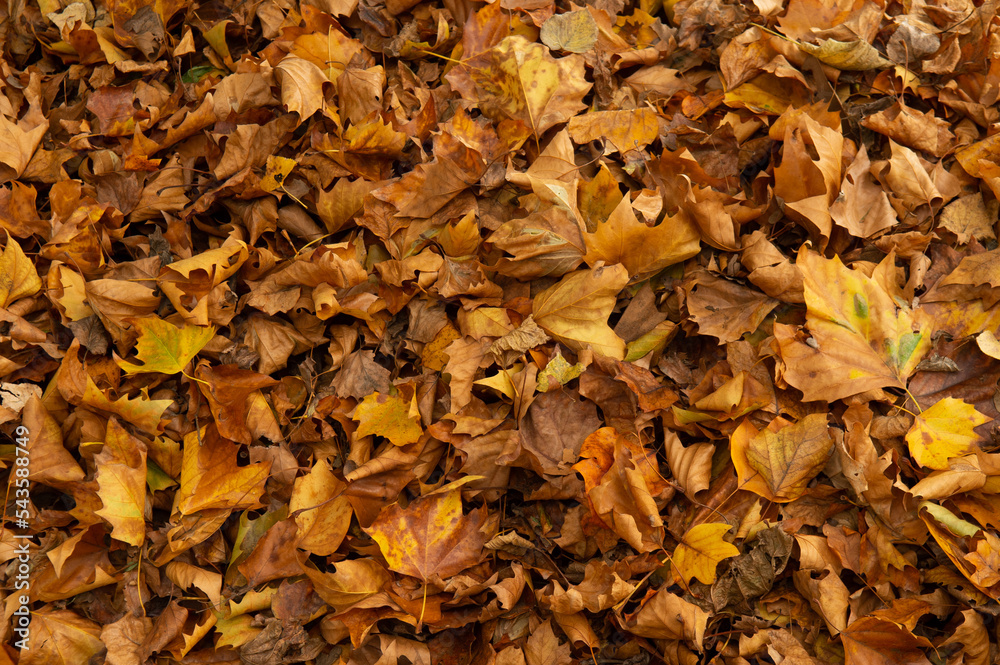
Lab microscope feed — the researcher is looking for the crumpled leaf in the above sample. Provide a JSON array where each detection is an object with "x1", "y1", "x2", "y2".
[
  {"x1": 798, "y1": 39, "x2": 893, "y2": 71},
  {"x1": 540, "y1": 10, "x2": 598, "y2": 54}
]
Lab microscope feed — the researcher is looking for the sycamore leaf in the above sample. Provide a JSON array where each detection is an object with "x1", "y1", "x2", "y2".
[
  {"x1": 906, "y1": 398, "x2": 989, "y2": 470},
  {"x1": 445, "y1": 35, "x2": 591, "y2": 138},
  {"x1": 533, "y1": 264, "x2": 629, "y2": 359},
  {"x1": 353, "y1": 390, "x2": 423, "y2": 446},
  {"x1": 567, "y1": 109, "x2": 659, "y2": 153},
  {"x1": 672, "y1": 523, "x2": 740, "y2": 585},
  {"x1": 624, "y1": 590, "x2": 708, "y2": 648},
  {"x1": 798, "y1": 39, "x2": 893, "y2": 71},
  {"x1": 774, "y1": 249, "x2": 930, "y2": 402},
  {"x1": 300, "y1": 556, "x2": 392, "y2": 611},
  {"x1": 176, "y1": 426, "x2": 270, "y2": 515},
  {"x1": 260, "y1": 155, "x2": 297, "y2": 193},
  {"x1": 0, "y1": 236, "x2": 41, "y2": 307},
  {"x1": 116, "y1": 318, "x2": 215, "y2": 375},
  {"x1": 732, "y1": 413, "x2": 833, "y2": 503},
  {"x1": 540, "y1": 9, "x2": 598, "y2": 53},
  {"x1": 95, "y1": 419, "x2": 148, "y2": 546},
  {"x1": 583, "y1": 197, "x2": 701, "y2": 279},
  {"x1": 23, "y1": 609, "x2": 104, "y2": 665},
  {"x1": 363, "y1": 490, "x2": 487, "y2": 583}
]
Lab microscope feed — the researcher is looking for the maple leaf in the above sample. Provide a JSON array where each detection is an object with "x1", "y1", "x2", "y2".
[
  {"x1": 774, "y1": 249, "x2": 930, "y2": 402},
  {"x1": 115, "y1": 317, "x2": 215, "y2": 375},
  {"x1": 446, "y1": 35, "x2": 591, "y2": 139},
  {"x1": 731, "y1": 413, "x2": 833, "y2": 503},
  {"x1": 532, "y1": 264, "x2": 629, "y2": 359},
  {"x1": 353, "y1": 390, "x2": 423, "y2": 446},
  {"x1": 363, "y1": 490, "x2": 488, "y2": 584},
  {"x1": 906, "y1": 398, "x2": 990, "y2": 470},
  {"x1": 671, "y1": 523, "x2": 740, "y2": 585}
]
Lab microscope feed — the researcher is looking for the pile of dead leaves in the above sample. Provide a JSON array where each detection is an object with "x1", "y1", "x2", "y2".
[{"x1": 2, "y1": 0, "x2": 1000, "y2": 662}]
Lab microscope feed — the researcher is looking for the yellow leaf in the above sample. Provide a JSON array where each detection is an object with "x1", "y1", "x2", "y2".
[
  {"x1": 446, "y1": 35, "x2": 591, "y2": 138},
  {"x1": 259, "y1": 155, "x2": 297, "y2": 193},
  {"x1": 533, "y1": 264, "x2": 629, "y2": 359},
  {"x1": 95, "y1": 419, "x2": 148, "y2": 546},
  {"x1": 290, "y1": 460, "x2": 353, "y2": 556},
  {"x1": 798, "y1": 39, "x2": 893, "y2": 71},
  {"x1": 0, "y1": 236, "x2": 41, "y2": 308},
  {"x1": 671, "y1": 523, "x2": 739, "y2": 585},
  {"x1": 774, "y1": 248, "x2": 930, "y2": 402},
  {"x1": 537, "y1": 351, "x2": 585, "y2": 391},
  {"x1": 568, "y1": 109, "x2": 659, "y2": 154},
  {"x1": 353, "y1": 390, "x2": 423, "y2": 446},
  {"x1": 540, "y1": 9, "x2": 598, "y2": 53},
  {"x1": 731, "y1": 413, "x2": 833, "y2": 503},
  {"x1": 363, "y1": 490, "x2": 487, "y2": 582},
  {"x1": 115, "y1": 317, "x2": 215, "y2": 375},
  {"x1": 82, "y1": 375, "x2": 172, "y2": 435},
  {"x1": 583, "y1": 197, "x2": 700, "y2": 279},
  {"x1": 301, "y1": 557, "x2": 392, "y2": 611},
  {"x1": 906, "y1": 398, "x2": 990, "y2": 470}
]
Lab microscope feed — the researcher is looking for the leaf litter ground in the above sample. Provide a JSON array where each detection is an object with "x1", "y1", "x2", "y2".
[{"x1": 2, "y1": 0, "x2": 1000, "y2": 663}]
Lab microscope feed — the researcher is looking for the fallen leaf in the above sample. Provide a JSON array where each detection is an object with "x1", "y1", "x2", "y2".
[
  {"x1": 533, "y1": 264, "x2": 629, "y2": 359},
  {"x1": 672, "y1": 523, "x2": 740, "y2": 585},
  {"x1": 363, "y1": 490, "x2": 488, "y2": 584},
  {"x1": 905, "y1": 397, "x2": 989, "y2": 470},
  {"x1": 116, "y1": 318, "x2": 215, "y2": 375}
]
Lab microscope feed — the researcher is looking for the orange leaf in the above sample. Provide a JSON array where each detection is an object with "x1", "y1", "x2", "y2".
[
  {"x1": 176, "y1": 426, "x2": 270, "y2": 515},
  {"x1": 731, "y1": 413, "x2": 833, "y2": 503},
  {"x1": 363, "y1": 490, "x2": 487, "y2": 583}
]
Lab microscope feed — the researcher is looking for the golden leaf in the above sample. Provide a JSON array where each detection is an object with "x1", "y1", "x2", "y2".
[
  {"x1": 671, "y1": 523, "x2": 740, "y2": 585},
  {"x1": 906, "y1": 398, "x2": 989, "y2": 470},
  {"x1": 533, "y1": 264, "x2": 629, "y2": 359}
]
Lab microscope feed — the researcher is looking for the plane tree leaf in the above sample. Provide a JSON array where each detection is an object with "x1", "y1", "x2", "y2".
[
  {"x1": 775, "y1": 248, "x2": 930, "y2": 402},
  {"x1": 363, "y1": 490, "x2": 488, "y2": 584},
  {"x1": 533, "y1": 264, "x2": 629, "y2": 359},
  {"x1": 906, "y1": 398, "x2": 990, "y2": 470},
  {"x1": 445, "y1": 35, "x2": 591, "y2": 139},
  {"x1": 731, "y1": 413, "x2": 833, "y2": 503},
  {"x1": 353, "y1": 390, "x2": 423, "y2": 446},
  {"x1": 116, "y1": 317, "x2": 216, "y2": 375},
  {"x1": 671, "y1": 523, "x2": 740, "y2": 585},
  {"x1": 95, "y1": 418, "x2": 148, "y2": 546}
]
